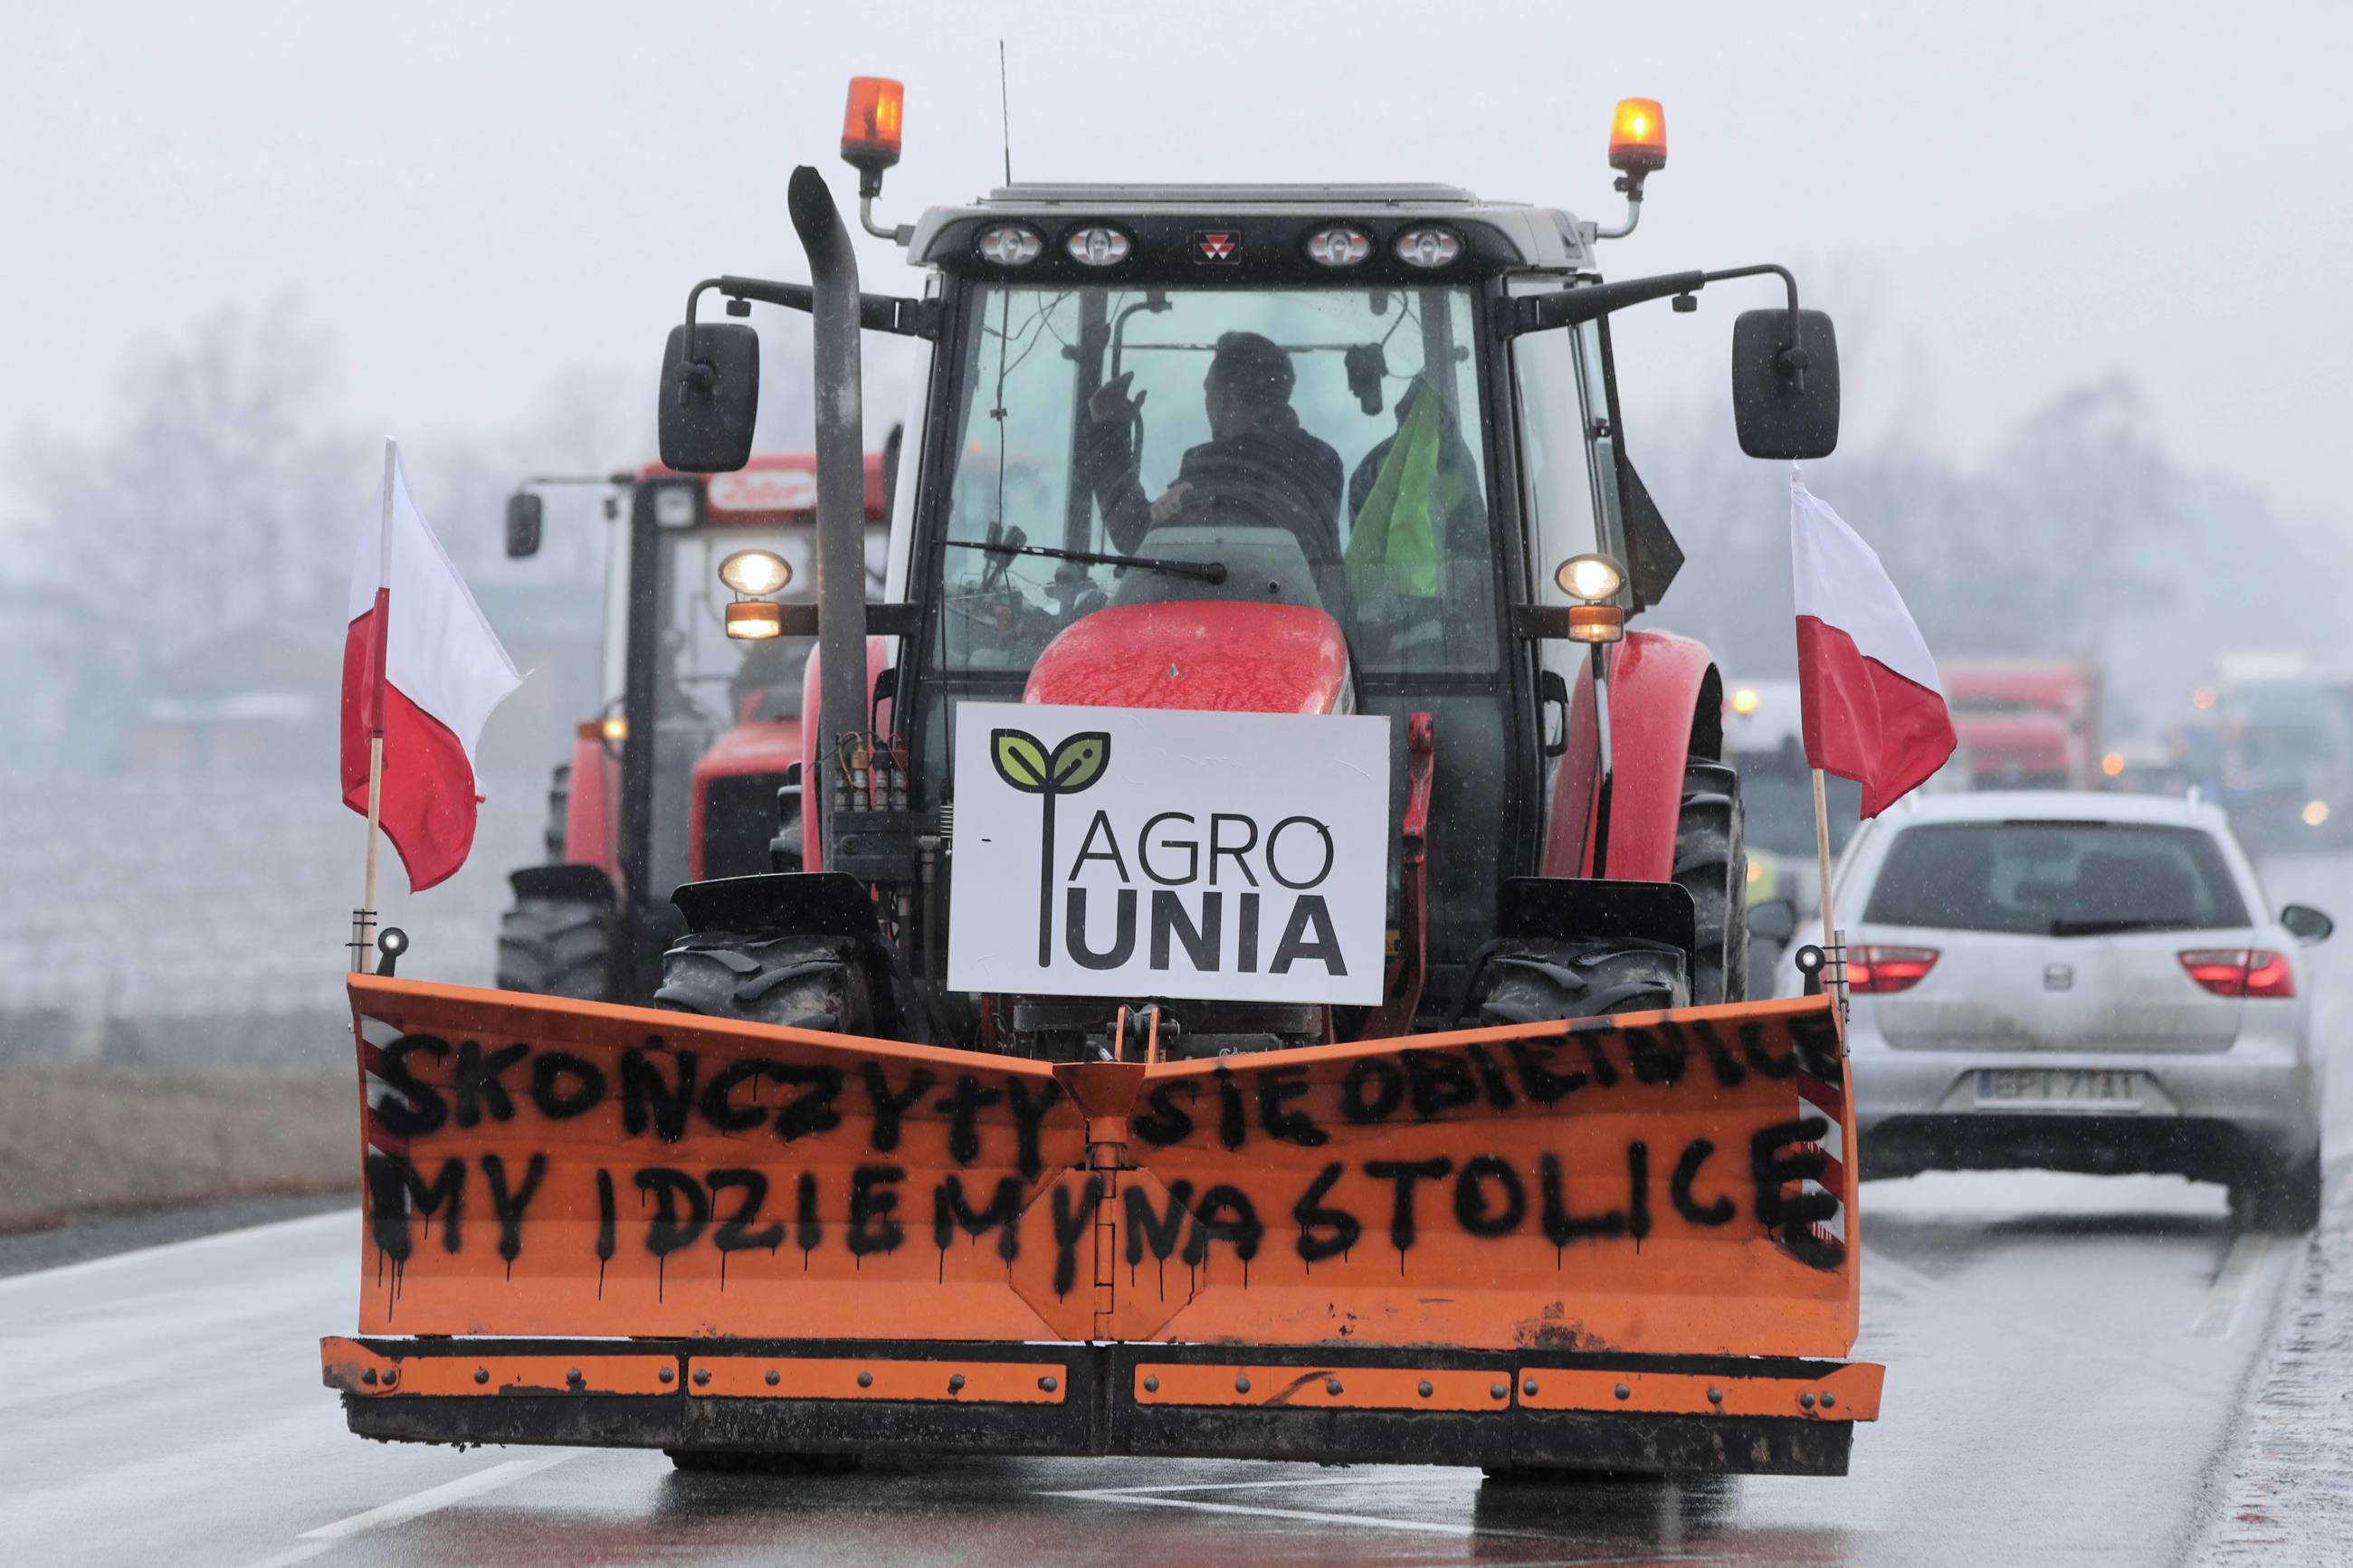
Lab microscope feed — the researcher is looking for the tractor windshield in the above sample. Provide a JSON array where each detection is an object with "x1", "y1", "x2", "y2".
[{"x1": 934, "y1": 284, "x2": 1498, "y2": 676}]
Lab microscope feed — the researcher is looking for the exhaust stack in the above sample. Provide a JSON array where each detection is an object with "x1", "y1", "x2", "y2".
[{"x1": 786, "y1": 166, "x2": 874, "y2": 853}]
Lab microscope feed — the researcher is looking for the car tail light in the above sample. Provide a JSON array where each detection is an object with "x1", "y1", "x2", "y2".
[
  {"x1": 1846, "y1": 946, "x2": 1939, "y2": 993},
  {"x1": 2178, "y1": 948, "x2": 2296, "y2": 998}
]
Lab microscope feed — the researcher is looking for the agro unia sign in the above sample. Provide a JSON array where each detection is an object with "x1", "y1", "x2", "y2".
[{"x1": 947, "y1": 703, "x2": 1390, "y2": 1004}]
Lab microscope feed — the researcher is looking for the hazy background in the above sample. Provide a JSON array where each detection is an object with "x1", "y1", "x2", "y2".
[{"x1": 2, "y1": 0, "x2": 2349, "y2": 1053}]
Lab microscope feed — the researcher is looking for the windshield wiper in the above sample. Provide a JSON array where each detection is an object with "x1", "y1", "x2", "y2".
[
  {"x1": 947, "y1": 535, "x2": 1227, "y2": 585},
  {"x1": 2047, "y1": 917, "x2": 2195, "y2": 936}
]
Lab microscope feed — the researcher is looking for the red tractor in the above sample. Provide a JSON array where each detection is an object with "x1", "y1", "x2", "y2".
[
  {"x1": 493, "y1": 449, "x2": 893, "y2": 1003},
  {"x1": 329, "y1": 86, "x2": 1881, "y2": 1478}
]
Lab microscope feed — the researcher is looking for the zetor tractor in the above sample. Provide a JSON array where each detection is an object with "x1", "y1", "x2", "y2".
[
  {"x1": 494, "y1": 451, "x2": 893, "y2": 1003},
  {"x1": 329, "y1": 84, "x2": 1883, "y2": 1481}
]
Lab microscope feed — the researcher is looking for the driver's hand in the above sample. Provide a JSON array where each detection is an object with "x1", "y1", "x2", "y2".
[
  {"x1": 1148, "y1": 481, "x2": 1194, "y2": 526},
  {"x1": 1089, "y1": 371, "x2": 1145, "y2": 423}
]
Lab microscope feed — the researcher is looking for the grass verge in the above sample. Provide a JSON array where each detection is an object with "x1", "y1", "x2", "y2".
[{"x1": 0, "y1": 1064, "x2": 354, "y2": 1232}]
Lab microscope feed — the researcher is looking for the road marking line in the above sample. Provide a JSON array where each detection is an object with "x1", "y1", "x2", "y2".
[
  {"x1": 245, "y1": 1450, "x2": 584, "y2": 1568},
  {"x1": 1044, "y1": 1488, "x2": 1479, "y2": 1536},
  {"x1": 1040, "y1": 1472, "x2": 1424, "y2": 1496},
  {"x1": 2196, "y1": 1233, "x2": 2279, "y2": 1338},
  {"x1": 1863, "y1": 1241, "x2": 2229, "y2": 1395}
]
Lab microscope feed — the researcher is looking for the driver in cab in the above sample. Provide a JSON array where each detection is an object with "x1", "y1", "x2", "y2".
[{"x1": 1076, "y1": 331, "x2": 1344, "y2": 579}]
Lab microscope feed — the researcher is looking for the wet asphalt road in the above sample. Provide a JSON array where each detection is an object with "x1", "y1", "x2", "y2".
[{"x1": 5, "y1": 851, "x2": 2348, "y2": 1567}]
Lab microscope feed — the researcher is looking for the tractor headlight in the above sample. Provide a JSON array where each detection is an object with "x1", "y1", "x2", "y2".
[
  {"x1": 725, "y1": 600, "x2": 784, "y2": 641},
  {"x1": 1063, "y1": 226, "x2": 1132, "y2": 267},
  {"x1": 1556, "y1": 552, "x2": 1626, "y2": 603},
  {"x1": 1393, "y1": 227, "x2": 1462, "y2": 270},
  {"x1": 719, "y1": 549, "x2": 792, "y2": 596},
  {"x1": 976, "y1": 223, "x2": 1043, "y2": 266}
]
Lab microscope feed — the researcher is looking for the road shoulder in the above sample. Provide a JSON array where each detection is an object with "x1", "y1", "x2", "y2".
[
  {"x1": 2196, "y1": 1162, "x2": 2353, "y2": 1563},
  {"x1": 0, "y1": 1189, "x2": 351, "y2": 1278}
]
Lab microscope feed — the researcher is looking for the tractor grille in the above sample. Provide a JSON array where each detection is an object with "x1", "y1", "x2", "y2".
[{"x1": 700, "y1": 773, "x2": 790, "y2": 880}]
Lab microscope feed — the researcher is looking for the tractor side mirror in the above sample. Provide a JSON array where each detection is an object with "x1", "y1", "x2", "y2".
[
  {"x1": 658, "y1": 321, "x2": 760, "y2": 473},
  {"x1": 1731, "y1": 308, "x2": 1840, "y2": 460},
  {"x1": 504, "y1": 491, "x2": 544, "y2": 559},
  {"x1": 2282, "y1": 903, "x2": 2334, "y2": 945},
  {"x1": 1747, "y1": 897, "x2": 1798, "y2": 946}
]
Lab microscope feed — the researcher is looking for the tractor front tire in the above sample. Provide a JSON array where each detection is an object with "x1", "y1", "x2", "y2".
[
  {"x1": 1675, "y1": 756, "x2": 1749, "y2": 1007},
  {"x1": 496, "y1": 894, "x2": 616, "y2": 1001},
  {"x1": 654, "y1": 930, "x2": 881, "y2": 1034}
]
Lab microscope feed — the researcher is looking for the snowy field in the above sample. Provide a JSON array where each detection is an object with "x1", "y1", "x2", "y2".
[{"x1": 0, "y1": 772, "x2": 546, "y2": 1065}]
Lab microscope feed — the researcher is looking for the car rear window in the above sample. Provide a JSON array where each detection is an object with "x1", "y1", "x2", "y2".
[{"x1": 1862, "y1": 821, "x2": 2249, "y2": 936}]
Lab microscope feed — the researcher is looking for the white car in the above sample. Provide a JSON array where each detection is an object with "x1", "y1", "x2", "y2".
[{"x1": 1776, "y1": 791, "x2": 2331, "y2": 1229}]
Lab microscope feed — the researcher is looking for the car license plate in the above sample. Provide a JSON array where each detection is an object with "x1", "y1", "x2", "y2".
[{"x1": 1975, "y1": 1069, "x2": 2144, "y2": 1109}]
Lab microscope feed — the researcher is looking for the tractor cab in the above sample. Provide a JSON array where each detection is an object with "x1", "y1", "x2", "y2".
[
  {"x1": 900, "y1": 195, "x2": 1617, "y2": 1047},
  {"x1": 494, "y1": 451, "x2": 892, "y2": 1002},
  {"x1": 646, "y1": 84, "x2": 1840, "y2": 1057}
]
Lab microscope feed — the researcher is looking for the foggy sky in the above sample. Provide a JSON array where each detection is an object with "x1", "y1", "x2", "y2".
[{"x1": 5, "y1": 0, "x2": 2350, "y2": 533}]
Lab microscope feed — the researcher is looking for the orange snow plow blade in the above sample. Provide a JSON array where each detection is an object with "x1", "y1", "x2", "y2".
[{"x1": 326, "y1": 976, "x2": 1879, "y2": 1475}]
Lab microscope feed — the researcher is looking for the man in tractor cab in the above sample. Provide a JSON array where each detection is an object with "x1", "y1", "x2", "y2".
[{"x1": 1077, "y1": 329, "x2": 1346, "y2": 590}]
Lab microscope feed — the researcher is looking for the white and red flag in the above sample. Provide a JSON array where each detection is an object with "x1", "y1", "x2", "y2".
[
  {"x1": 1790, "y1": 470, "x2": 1957, "y2": 816},
  {"x1": 341, "y1": 439, "x2": 523, "y2": 891}
]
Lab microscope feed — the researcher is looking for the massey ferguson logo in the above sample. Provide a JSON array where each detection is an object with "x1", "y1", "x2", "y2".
[{"x1": 1194, "y1": 230, "x2": 1239, "y2": 262}]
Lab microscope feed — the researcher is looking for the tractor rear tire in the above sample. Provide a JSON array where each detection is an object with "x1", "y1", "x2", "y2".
[
  {"x1": 1474, "y1": 938, "x2": 1690, "y2": 1027},
  {"x1": 654, "y1": 930, "x2": 881, "y2": 1034},
  {"x1": 1675, "y1": 756, "x2": 1749, "y2": 1007},
  {"x1": 496, "y1": 895, "x2": 616, "y2": 1001}
]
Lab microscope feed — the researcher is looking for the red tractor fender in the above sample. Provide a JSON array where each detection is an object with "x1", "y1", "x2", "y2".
[
  {"x1": 561, "y1": 721, "x2": 622, "y2": 882},
  {"x1": 1542, "y1": 629, "x2": 1722, "y2": 882},
  {"x1": 798, "y1": 638, "x2": 895, "y2": 872}
]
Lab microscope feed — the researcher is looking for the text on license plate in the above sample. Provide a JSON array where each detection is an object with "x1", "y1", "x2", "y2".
[{"x1": 1976, "y1": 1069, "x2": 2144, "y2": 1108}]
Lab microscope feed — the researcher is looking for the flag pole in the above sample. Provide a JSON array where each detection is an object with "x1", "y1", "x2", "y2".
[
  {"x1": 354, "y1": 440, "x2": 395, "y2": 973},
  {"x1": 1811, "y1": 766, "x2": 1847, "y2": 1024}
]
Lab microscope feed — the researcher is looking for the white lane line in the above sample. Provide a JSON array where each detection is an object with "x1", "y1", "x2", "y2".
[
  {"x1": 2195, "y1": 1232, "x2": 2281, "y2": 1338},
  {"x1": 1040, "y1": 1473, "x2": 1422, "y2": 1496},
  {"x1": 0, "y1": 1209, "x2": 354, "y2": 1292},
  {"x1": 244, "y1": 1450, "x2": 584, "y2": 1568},
  {"x1": 1863, "y1": 1242, "x2": 2225, "y2": 1395},
  {"x1": 1044, "y1": 1488, "x2": 1478, "y2": 1537}
]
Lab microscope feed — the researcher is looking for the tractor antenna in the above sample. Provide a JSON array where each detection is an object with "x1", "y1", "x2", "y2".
[{"x1": 998, "y1": 41, "x2": 1014, "y2": 185}]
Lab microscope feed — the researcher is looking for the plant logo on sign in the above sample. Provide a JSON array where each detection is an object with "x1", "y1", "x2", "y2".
[{"x1": 990, "y1": 727, "x2": 1111, "y2": 965}]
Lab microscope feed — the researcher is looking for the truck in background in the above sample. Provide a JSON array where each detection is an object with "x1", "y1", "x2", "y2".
[
  {"x1": 1942, "y1": 659, "x2": 2101, "y2": 790},
  {"x1": 2215, "y1": 671, "x2": 2353, "y2": 850}
]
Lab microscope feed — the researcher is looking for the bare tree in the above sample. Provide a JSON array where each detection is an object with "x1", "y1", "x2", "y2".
[{"x1": 14, "y1": 290, "x2": 361, "y2": 677}]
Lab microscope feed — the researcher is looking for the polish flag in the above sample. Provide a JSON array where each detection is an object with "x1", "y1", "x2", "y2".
[
  {"x1": 341, "y1": 440, "x2": 523, "y2": 891},
  {"x1": 1790, "y1": 470, "x2": 1957, "y2": 817}
]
